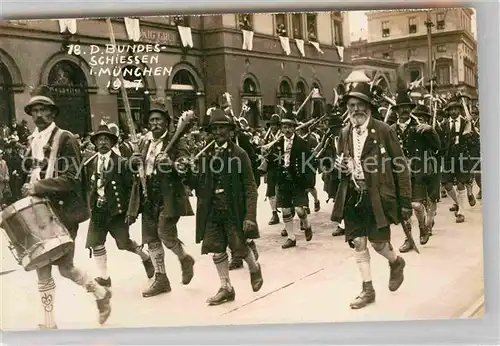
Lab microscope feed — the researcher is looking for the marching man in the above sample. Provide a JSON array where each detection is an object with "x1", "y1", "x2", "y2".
[
  {"x1": 83, "y1": 123, "x2": 154, "y2": 290},
  {"x1": 187, "y1": 109, "x2": 263, "y2": 305},
  {"x1": 267, "y1": 111, "x2": 315, "y2": 248},
  {"x1": 128, "y1": 102, "x2": 195, "y2": 298},
  {"x1": 21, "y1": 85, "x2": 111, "y2": 328},
  {"x1": 331, "y1": 80, "x2": 411, "y2": 309}
]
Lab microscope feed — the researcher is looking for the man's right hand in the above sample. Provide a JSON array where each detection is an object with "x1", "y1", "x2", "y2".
[{"x1": 126, "y1": 215, "x2": 137, "y2": 225}]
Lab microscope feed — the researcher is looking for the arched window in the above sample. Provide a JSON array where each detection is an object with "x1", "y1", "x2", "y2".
[
  {"x1": 172, "y1": 69, "x2": 196, "y2": 91},
  {"x1": 243, "y1": 78, "x2": 257, "y2": 94},
  {"x1": 278, "y1": 80, "x2": 294, "y2": 115},
  {"x1": 0, "y1": 62, "x2": 15, "y2": 126},
  {"x1": 295, "y1": 81, "x2": 307, "y2": 120},
  {"x1": 48, "y1": 60, "x2": 91, "y2": 135},
  {"x1": 170, "y1": 69, "x2": 198, "y2": 123},
  {"x1": 117, "y1": 64, "x2": 149, "y2": 131},
  {"x1": 279, "y1": 80, "x2": 292, "y2": 98}
]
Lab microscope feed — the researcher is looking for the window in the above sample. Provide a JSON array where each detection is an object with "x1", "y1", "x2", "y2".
[
  {"x1": 171, "y1": 69, "x2": 195, "y2": 90},
  {"x1": 436, "y1": 13, "x2": 445, "y2": 30},
  {"x1": 333, "y1": 20, "x2": 343, "y2": 46},
  {"x1": 408, "y1": 17, "x2": 417, "y2": 34},
  {"x1": 437, "y1": 65, "x2": 450, "y2": 85},
  {"x1": 0, "y1": 63, "x2": 15, "y2": 126},
  {"x1": 437, "y1": 45, "x2": 447, "y2": 52},
  {"x1": 307, "y1": 13, "x2": 318, "y2": 41},
  {"x1": 382, "y1": 21, "x2": 390, "y2": 37},
  {"x1": 464, "y1": 65, "x2": 475, "y2": 87},
  {"x1": 279, "y1": 80, "x2": 292, "y2": 98},
  {"x1": 292, "y1": 13, "x2": 303, "y2": 39},
  {"x1": 275, "y1": 13, "x2": 288, "y2": 36},
  {"x1": 169, "y1": 16, "x2": 190, "y2": 26},
  {"x1": 410, "y1": 69, "x2": 421, "y2": 82},
  {"x1": 238, "y1": 13, "x2": 253, "y2": 30},
  {"x1": 295, "y1": 81, "x2": 307, "y2": 120},
  {"x1": 382, "y1": 52, "x2": 391, "y2": 59},
  {"x1": 243, "y1": 78, "x2": 257, "y2": 94}
]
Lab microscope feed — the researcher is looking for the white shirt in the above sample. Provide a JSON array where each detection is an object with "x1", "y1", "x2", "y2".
[
  {"x1": 214, "y1": 141, "x2": 228, "y2": 153},
  {"x1": 30, "y1": 122, "x2": 56, "y2": 161},
  {"x1": 96, "y1": 151, "x2": 112, "y2": 196},
  {"x1": 352, "y1": 118, "x2": 370, "y2": 180},
  {"x1": 29, "y1": 122, "x2": 56, "y2": 182},
  {"x1": 450, "y1": 117, "x2": 461, "y2": 144},
  {"x1": 397, "y1": 118, "x2": 411, "y2": 132},
  {"x1": 145, "y1": 130, "x2": 168, "y2": 176},
  {"x1": 283, "y1": 134, "x2": 294, "y2": 167}
]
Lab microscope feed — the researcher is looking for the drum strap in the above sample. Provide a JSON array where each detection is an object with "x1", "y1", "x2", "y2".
[{"x1": 45, "y1": 129, "x2": 69, "y2": 179}]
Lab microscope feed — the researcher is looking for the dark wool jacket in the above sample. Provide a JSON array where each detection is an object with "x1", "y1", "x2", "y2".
[
  {"x1": 331, "y1": 117, "x2": 412, "y2": 228},
  {"x1": 186, "y1": 141, "x2": 259, "y2": 244}
]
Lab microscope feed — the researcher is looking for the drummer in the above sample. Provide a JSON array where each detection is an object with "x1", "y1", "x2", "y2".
[{"x1": 20, "y1": 85, "x2": 112, "y2": 329}]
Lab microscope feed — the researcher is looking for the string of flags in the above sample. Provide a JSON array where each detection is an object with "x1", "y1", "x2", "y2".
[{"x1": 54, "y1": 17, "x2": 343, "y2": 61}]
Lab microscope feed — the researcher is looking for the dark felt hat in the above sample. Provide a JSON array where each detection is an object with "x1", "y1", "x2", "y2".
[
  {"x1": 280, "y1": 111, "x2": 297, "y2": 126},
  {"x1": 207, "y1": 109, "x2": 235, "y2": 130},
  {"x1": 90, "y1": 123, "x2": 119, "y2": 146}
]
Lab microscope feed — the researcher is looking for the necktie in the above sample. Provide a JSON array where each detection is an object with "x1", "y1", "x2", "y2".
[{"x1": 98, "y1": 156, "x2": 106, "y2": 180}]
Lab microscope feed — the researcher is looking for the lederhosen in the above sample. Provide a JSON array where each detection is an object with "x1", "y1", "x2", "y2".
[{"x1": 201, "y1": 148, "x2": 249, "y2": 257}]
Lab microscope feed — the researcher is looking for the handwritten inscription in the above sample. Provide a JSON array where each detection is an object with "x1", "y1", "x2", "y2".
[{"x1": 66, "y1": 43, "x2": 173, "y2": 91}]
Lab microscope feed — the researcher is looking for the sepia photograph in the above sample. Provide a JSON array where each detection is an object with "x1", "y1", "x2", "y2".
[{"x1": 0, "y1": 8, "x2": 483, "y2": 331}]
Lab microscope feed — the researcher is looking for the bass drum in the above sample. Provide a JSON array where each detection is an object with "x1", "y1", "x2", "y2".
[{"x1": 0, "y1": 196, "x2": 73, "y2": 271}]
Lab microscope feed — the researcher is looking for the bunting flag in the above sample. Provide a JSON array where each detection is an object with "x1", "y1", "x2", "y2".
[
  {"x1": 242, "y1": 30, "x2": 254, "y2": 50},
  {"x1": 177, "y1": 26, "x2": 194, "y2": 47},
  {"x1": 336, "y1": 45, "x2": 344, "y2": 62},
  {"x1": 310, "y1": 41, "x2": 324, "y2": 54},
  {"x1": 295, "y1": 39, "x2": 305, "y2": 57},
  {"x1": 124, "y1": 17, "x2": 141, "y2": 42},
  {"x1": 279, "y1": 36, "x2": 291, "y2": 55},
  {"x1": 58, "y1": 19, "x2": 77, "y2": 34}
]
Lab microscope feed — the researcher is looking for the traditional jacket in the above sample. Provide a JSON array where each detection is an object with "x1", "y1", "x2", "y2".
[
  {"x1": 24, "y1": 125, "x2": 89, "y2": 231},
  {"x1": 391, "y1": 121, "x2": 441, "y2": 176},
  {"x1": 83, "y1": 150, "x2": 133, "y2": 216},
  {"x1": 268, "y1": 134, "x2": 315, "y2": 189},
  {"x1": 331, "y1": 117, "x2": 412, "y2": 228},
  {"x1": 127, "y1": 131, "x2": 194, "y2": 219},
  {"x1": 187, "y1": 141, "x2": 259, "y2": 244},
  {"x1": 440, "y1": 117, "x2": 476, "y2": 159}
]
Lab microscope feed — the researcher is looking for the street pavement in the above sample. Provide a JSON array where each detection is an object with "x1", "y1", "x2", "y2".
[{"x1": 0, "y1": 176, "x2": 484, "y2": 331}]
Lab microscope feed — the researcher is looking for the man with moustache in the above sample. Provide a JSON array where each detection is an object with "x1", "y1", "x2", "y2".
[
  {"x1": 186, "y1": 109, "x2": 263, "y2": 305},
  {"x1": 267, "y1": 112, "x2": 314, "y2": 248},
  {"x1": 331, "y1": 81, "x2": 411, "y2": 309},
  {"x1": 20, "y1": 85, "x2": 111, "y2": 328},
  {"x1": 391, "y1": 102, "x2": 441, "y2": 252},
  {"x1": 83, "y1": 123, "x2": 154, "y2": 290},
  {"x1": 127, "y1": 102, "x2": 195, "y2": 298},
  {"x1": 441, "y1": 98, "x2": 477, "y2": 223}
]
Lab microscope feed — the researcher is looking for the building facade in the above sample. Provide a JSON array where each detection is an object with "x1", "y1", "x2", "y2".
[
  {"x1": 348, "y1": 8, "x2": 477, "y2": 98},
  {"x1": 0, "y1": 12, "x2": 350, "y2": 135}
]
